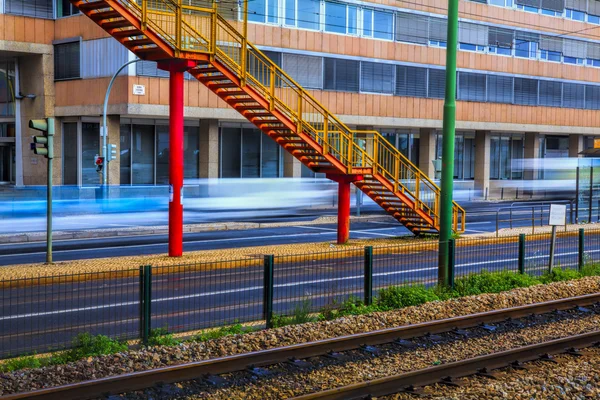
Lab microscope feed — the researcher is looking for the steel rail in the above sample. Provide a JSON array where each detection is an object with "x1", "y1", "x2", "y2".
[
  {"x1": 291, "y1": 330, "x2": 600, "y2": 400},
  {"x1": 3, "y1": 293, "x2": 600, "y2": 400}
]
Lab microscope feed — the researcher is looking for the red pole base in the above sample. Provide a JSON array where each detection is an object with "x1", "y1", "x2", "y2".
[
  {"x1": 158, "y1": 60, "x2": 196, "y2": 257},
  {"x1": 327, "y1": 174, "x2": 364, "y2": 245}
]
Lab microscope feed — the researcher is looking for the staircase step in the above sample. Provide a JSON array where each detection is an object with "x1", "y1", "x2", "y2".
[
  {"x1": 77, "y1": 1, "x2": 110, "y2": 12},
  {"x1": 210, "y1": 82, "x2": 239, "y2": 89},
  {"x1": 90, "y1": 9, "x2": 120, "y2": 21},
  {"x1": 124, "y1": 38, "x2": 155, "y2": 47},
  {"x1": 102, "y1": 19, "x2": 133, "y2": 30},
  {"x1": 112, "y1": 29, "x2": 144, "y2": 39}
]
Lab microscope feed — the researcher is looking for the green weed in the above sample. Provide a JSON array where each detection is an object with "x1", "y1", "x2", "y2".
[{"x1": 147, "y1": 328, "x2": 180, "y2": 347}]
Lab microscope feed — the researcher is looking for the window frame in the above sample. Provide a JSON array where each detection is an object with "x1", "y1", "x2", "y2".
[{"x1": 53, "y1": 38, "x2": 82, "y2": 81}]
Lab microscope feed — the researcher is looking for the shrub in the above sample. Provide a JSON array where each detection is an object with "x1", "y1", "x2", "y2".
[
  {"x1": 540, "y1": 267, "x2": 582, "y2": 284},
  {"x1": 581, "y1": 263, "x2": 600, "y2": 277},
  {"x1": 319, "y1": 296, "x2": 381, "y2": 321},
  {"x1": 453, "y1": 270, "x2": 539, "y2": 297},
  {"x1": 147, "y1": 328, "x2": 180, "y2": 347},
  {"x1": 376, "y1": 285, "x2": 439, "y2": 310},
  {"x1": 58, "y1": 333, "x2": 128, "y2": 362},
  {"x1": 193, "y1": 324, "x2": 253, "y2": 342},
  {"x1": 0, "y1": 355, "x2": 41, "y2": 372}
]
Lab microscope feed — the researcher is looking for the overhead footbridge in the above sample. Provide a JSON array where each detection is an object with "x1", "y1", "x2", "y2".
[{"x1": 72, "y1": 0, "x2": 465, "y2": 255}]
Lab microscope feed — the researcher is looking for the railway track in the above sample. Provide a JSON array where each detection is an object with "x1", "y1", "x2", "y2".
[{"x1": 3, "y1": 292, "x2": 600, "y2": 400}]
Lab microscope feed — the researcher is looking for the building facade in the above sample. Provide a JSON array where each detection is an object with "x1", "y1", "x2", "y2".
[{"x1": 1, "y1": 0, "x2": 600, "y2": 197}]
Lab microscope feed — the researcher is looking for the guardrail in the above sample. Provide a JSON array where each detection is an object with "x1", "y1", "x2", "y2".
[
  {"x1": 495, "y1": 200, "x2": 575, "y2": 237},
  {"x1": 1, "y1": 227, "x2": 599, "y2": 359}
]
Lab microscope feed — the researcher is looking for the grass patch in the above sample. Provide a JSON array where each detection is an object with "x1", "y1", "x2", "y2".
[
  {"x1": 0, "y1": 355, "x2": 42, "y2": 372},
  {"x1": 539, "y1": 267, "x2": 582, "y2": 284},
  {"x1": 452, "y1": 270, "x2": 539, "y2": 297},
  {"x1": 193, "y1": 323, "x2": 255, "y2": 342},
  {"x1": 147, "y1": 328, "x2": 181, "y2": 347},
  {"x1": 272, "y1": 299, "x2": 318, "y2": 328},
  {"x1": 581, "y1": 263, "x2": 600, "y2": 277},
  {"x1": 376, "y1": 285, "x2": 440, "y2": 310}
]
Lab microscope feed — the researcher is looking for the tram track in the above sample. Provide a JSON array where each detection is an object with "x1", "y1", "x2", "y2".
[{"x1": 3, "y1": 292, "x2": 600, "y2": 400}]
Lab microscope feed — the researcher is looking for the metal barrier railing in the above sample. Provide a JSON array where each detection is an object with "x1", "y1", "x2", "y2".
[{"x1": 495, "y1": 200, "x2": 575, "y2": 237}]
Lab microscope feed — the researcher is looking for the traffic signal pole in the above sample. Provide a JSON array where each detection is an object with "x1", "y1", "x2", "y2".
[{"x1": 438, "y1": 0, "x2": 459, "y2": 286}]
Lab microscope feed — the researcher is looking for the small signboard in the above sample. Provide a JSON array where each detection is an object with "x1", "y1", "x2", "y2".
[
  {"x1": 594, "y1": 138, "x2": 600, "y2": 149},
  {"x1": 549, "y1": 204, "x2": 566, "y2": 226},
  {"x1": 132, "y1": 84, "x2": 146, "y2": 96}
]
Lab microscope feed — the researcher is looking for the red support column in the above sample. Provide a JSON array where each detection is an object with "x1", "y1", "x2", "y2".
[
  {"x1": 158, "y1": 60, "x2": 196, "y2": 257},
  {"x1": 327, "y1": 174, "x2": 364, "y2": 245},
  {"x1": 337, "y1": 179, "x2": 351, "y2": 244}
]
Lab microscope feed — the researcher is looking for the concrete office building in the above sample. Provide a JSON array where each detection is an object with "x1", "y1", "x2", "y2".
[{"x1": 1, "y1": 0, "x2": 600, "y2": 198}]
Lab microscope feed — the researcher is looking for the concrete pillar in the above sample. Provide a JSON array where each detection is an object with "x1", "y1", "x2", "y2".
[
  {"x1": 199, "y1": 119, "x2": 219, "y2": 179},
  {"x1": 474, "y1": 130, "x2": 490, "y2": 198},
  {"x1": 283, "y1": 150, "x2": 302, "y2": 177},
  {"x1": 418, "y1": 128, "x2": 436, "y2": 179},
  {"x1": 524, "y1": 132, "x2": 540, "y2": 180},
  {"x1": 106, "y1": 115, "x2": 120, "y2": 185},
  {"x1": 569, "y1": 134, "x2": 584, "y2": 158}
]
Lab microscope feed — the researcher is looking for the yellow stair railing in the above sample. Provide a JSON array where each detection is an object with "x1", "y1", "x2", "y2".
[{"x1": 113, "y1": 0, "x2": 465, "y2": 232}]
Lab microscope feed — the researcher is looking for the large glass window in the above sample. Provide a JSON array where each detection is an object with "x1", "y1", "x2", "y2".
[
  {"x1": 282, "y1": 54, "x2": 323, "y2": 89},
  {"x1": 63, "y1": 123, "x2": 78, "y2": 185},
  {"x1": 380, "y1": 130, "x2": 420, "y2": 166},
  {"x1": 298, "y1": 0, "x2": 320, "y2": 30},
  {"x1": 120, "y1": 124, "x2": 131, "y2": 185},
  {"x1": 220, "y1": 127, "x2": 281, "y2": 178},
  {"x1": 57, "y1": 0, "x2": 80, "y2": 17},
  {"x1": 184, "y1": 126, "x2": 200, "y2": 180},
  {"x1": 242, "y1": 129, "x2": 261, "y2": 178},
  {"x1": 373, "y1": 10, "x2": 393, "y2": 40},
  {"x1": 131, "y1": 125, "x2": 155, "y2": 185},
  {"x1": 0, "y1": 60, "x2": 15, "y2": 117},
  {"x1": 361, "y1": 62, "x2": 394, "y2": 94},
  {"x1": 156, "y1": 125, "x2": 170, "y2": 184},
  {"x1": 221, "y1": 128, "x2": 242, "y2": 178},
  {"x1": 81, "y1": 123, "x2": 100, "y2": 187},
  {"x1": 435, "y1": 132, "x2": 474, "y2": 179},
  {"x1": 262, "y1": 135, "x2": 280, "y2": 178},
  {"x1": 325, "y1": 2, "x2": 347, "y2": 34},
  {"x1": 490, "y1": 134, "x2": 524, "y2": 180},
  {"x1": 515, "y1": 41, "x2": 538, "y2": 58},
  {"x1": 362, "y1": 9, "x2": 373, "y2": 36},
  {"x1": 396, "y1": 66, "x2": 427, "y2": 98},
  {"x1": 5, "y1": 0, "x2": 53, "y2": 18},
  {"x1": 324, "y1": 58, "x2": 359, "y2": 92}
]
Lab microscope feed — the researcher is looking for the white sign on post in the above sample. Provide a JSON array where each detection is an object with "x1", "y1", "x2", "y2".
[{"x1": 549, "y1": 204, "x2": 567, "y2": 226}]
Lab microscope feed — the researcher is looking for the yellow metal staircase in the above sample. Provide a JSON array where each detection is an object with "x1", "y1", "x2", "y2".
[{"x1": 72, "y1": 0, "x2": 465, "y2": 234}]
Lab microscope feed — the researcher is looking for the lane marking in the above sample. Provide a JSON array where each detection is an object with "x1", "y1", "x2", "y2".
[
  {"x1": 3, "y1": 248, "x2": 593, "y2": 321},
  {"x1": 296, "y1": 225, "x2": 400, "y2": 237}
]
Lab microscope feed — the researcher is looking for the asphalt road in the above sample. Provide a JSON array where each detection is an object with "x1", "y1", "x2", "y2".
[
  {"x1": 0, "y1": 200, "x2": 578, "y2": 266},
  {"x1": 1, "y1": 231, "x2": 593, "y2": 357}
]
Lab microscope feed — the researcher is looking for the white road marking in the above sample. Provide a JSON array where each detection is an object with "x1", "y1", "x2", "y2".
[{"x1": 296, "y1": 225, "x2": 399, "y2": 237}]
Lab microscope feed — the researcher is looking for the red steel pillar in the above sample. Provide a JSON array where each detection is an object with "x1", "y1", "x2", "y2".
[
  {"x1": 327, "y1": 174, "x2": 364, "y2": 244},
  {"x1": 158, "y1": 60, "x2": 196, "y2": 257}
]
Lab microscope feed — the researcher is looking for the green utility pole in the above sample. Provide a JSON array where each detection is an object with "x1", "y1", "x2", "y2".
[
  {"x1": 438, "y1": 0, "x2": 459, "y2": 286},
  {"x1": 30, "y1": 118, "x2": 55, "y2": 264}
]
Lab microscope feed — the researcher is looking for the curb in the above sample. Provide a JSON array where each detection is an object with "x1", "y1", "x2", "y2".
[{"x1": 0, "y1": 215, "x2": 396, "y2": 245}]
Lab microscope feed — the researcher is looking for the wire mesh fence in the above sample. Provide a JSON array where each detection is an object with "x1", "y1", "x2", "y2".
[
  {"x1": 150, "y1": 260, "x2": 264, "y2": 335},
  {"x1": 273, "y1": 249, "x2": 363, "y2": 316},
  {"x1": 3, "y1": 227, "x2": 600, "y2": 359},
  {"x1": 0, "y1": 269, "x2": 139, "y2": 359}
]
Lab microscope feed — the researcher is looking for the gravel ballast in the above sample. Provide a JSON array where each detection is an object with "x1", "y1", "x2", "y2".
[{"x1": 2, "y1": 277, "x2": 600, "y2": 396}]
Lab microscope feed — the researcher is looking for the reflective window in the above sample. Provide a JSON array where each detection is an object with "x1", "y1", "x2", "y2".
[
  {"x1": 156, "y1": 125, "x2": 170, "y2": 185},
  {"x1": 54, "y1": 41, "x2": 81, "y2": 80},
  {"x1": 5, "y1": 0, "x2": 53, "y2": 18},
  {"x1": 220, "y1": 127, "x2": 281, "y2": 178},
  {"x1": 515, "y1": 41, "x2": 538, "y2": 58},
  {"x1": 325, "y1": 2, "x2": 347, "y2": 34},
  {"x1": 540, "y1": 49, "x2": 561, "y2": 62},
  {"x1": 566, "y1": 8, "x2": 586, "y2": 20},
  {"x1": 57, "y1": 0, "x2": 80, "y2": 17},
  {"x1": 564, "y1": 56, "x2": 585, "y2": 64},
  {"x1": 0, "y1": 60, "x2": 15, "y2": 117},
  {"x1": 373, "y1": 10, "x2": 394, "y2": 40},
  {"x1": 120, "y1": 124, "x2": 131, "y2": 185},
  {"x1": 131, "y1": 125, "x2": 155, "y2": 185},
  {"x1": 489, "y1": 46, "x2": 512, "y2": 55},
  {"x1": 589, "y1": 14, "x2": 600, "y2": 23},
  {"x1": 435, "y1": 132, "x2": 475, "y2": 180},
  {"x1": 362, "y1": 9, "x2": 373, "y2": 36},
  {"x1": 459, "y1": 43, "x2": 485, "y2": 52},
  {"x1": 298, "y1": 0, "x2": 320, "y2": 30},
  {"x1": 81, "y1": 123, "x2": 100, "y2": 187}
]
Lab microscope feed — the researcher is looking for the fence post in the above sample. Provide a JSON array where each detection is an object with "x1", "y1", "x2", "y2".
[
  {"x1": 364, "y1": 246, "x2": 373, "y2": 306},
  {"x1": 448, "y1": 239, "x2": 456, "y2": 288},
  {"x1": 518, "y1": 234, "x2": 525, "y2": 275},
  {"x1": 579, "y1": 228, "x2": 585, "y2": 272},
  {"x1": 263, "y1": 255, "x2": 274, "y2": 329},
  {"x1": 139, "y1": 265, "x2": 152, "y2": 345}
]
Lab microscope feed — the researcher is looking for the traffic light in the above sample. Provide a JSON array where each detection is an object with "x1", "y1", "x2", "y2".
[
  {"x1": 95, "y1": 155, "x2": 105, "y2": 173},
  {"x1": 29, "y1": 118, "x2": 54, "y2": 159},
  {"x1": 108, "y1": 144, "x2": 117, "y2": 161}
]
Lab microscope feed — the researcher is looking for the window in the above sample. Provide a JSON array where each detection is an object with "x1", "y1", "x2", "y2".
[
  {"x1": 396, "y1": 12, "x2": 428, "y2": 45},
  {"x1": 54, "y1": 41, "x2": 81, "y2": 80},
  {"x1": 429, "y1": 17, "x2": 448, "y2": 45},
  {"x1": 588, "y1": 58, "x2": 600, "y2": 66},
  {"x1": 221, "y1": 128, "x2": 242, "y2": 178},
  {"x1": 284, "y1": 0, "x2": 295, "y2": 25},
  {"x1": 220, "y1": 127, "x2": 281, "y2": 178},
  {"x1": 588, "y1": 43, "x2": 600, "y2": 65},
  {"x1": 5, "y1": 0, "x2": 53, "y2": 18},
  {"x1": 81, "y1": 123, "x2": 100, "y2": 187},
  {"x1": 539, "y1": 80, "x2": 562, "y2": 107},
  {"x1": 120, "y1": 124, "x2": 131, "y2": 185},
  {"x1": 490, "y1": 135, "x2": 523, "y2": 180},
  {"x1": 488, "y1": 27, "x2": 513, "y2": 56},
  {"x1": 586, "y1": 85, "x2": 600, "y2": 109},
  {"x1": 396, "y1": 66, "x2": 427, "y2": 97},
  {"x1": 248, "y1": 0, "x2": 279, "y2": 23},
  {"x1": 541, "y1": 8, "x2": 561, "y2": 15},
  {"x1": 487, "y1": 75, "x2": 514, "y2": 103},
  {"x1": 564, "y1": 56, "x2": 584, "y2": 64},
  {"x1": 435, "y1": 132, "x2": 474, "y2": 180},
  {"x1": 57, "y1": 0, "x2": 80, "y2": 17},
  {"x1": 324, "y1": 58, "x2": 359, "y2": 92},
  {"x1": 458, "y1": 72, "x2": 486, "y2": 102},
  {"x1": 298, "y1": 0, "x2": 320, "y2": 30},
  {"x1": 489, "y1": 0, "x2": 513, "y2": 6},
  {"x1": 566, "y1": 8, "x2": 585, "y2": 20},
  {"x1": 156, "y1": 125, "x2": 170, "y2": 185},
  {"x1": 430, "y1": 40, "x2": 447, "y2": 47},
  {"x1": 348, "y1": 6, "x2": 357, "y2": 35},
  {"x1": 428, "y1": 69, "x2": 446, "y2": 99},
  {"x1": 563, "y1": 82, "x2": 585, "y2": 108},
  {"x1": 325, "y1": 2, "x2": 347, "y2": 34},
  {"x1": 361, "y1": 62, "x2": 394, "y2": 94},
  {"x1": 489, "y1": 46, "x2": 512, "y2": 55},
  {"x1": 362, "y1": 9, "x2": 373, "y2": 36},
  {"x1": 516, "y1": 4, "x2": 540, "y2": 12},
  {"x1": 458, "y1": 22, "x2": 488, "y2": 52},
  {"x1": 590, "y1": 14, "x2": 600, "y2": 23},
  {"x1": 0, "y1": 60, "x2": 15, "y2": 117},
  {"x1": 373, "y1": 10, "x2": 394, "y2": 40},
  {"x1": 514, "y1": 78, "x2": 538, "y2": 105},
  {"x1": 515, "y1": 40, "x2": 538, "y2": 58},
  {"x1": 136, "y1": 60, "x2": 169, "y2": 78},
  {"x1": 540, "y1": 49, "x2": 561, "y2": 62},
  {"x1": 131, "y1": 125, "x2": 155, "y2": 185},
  {"x1": 282, "y1": 54, "x2": 323, "y2": 89}
]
